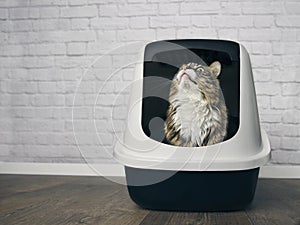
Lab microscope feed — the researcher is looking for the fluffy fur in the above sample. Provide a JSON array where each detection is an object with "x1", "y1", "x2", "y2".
[{"x1": 164, "y1": 62, "x2": 227, "y2": 147}]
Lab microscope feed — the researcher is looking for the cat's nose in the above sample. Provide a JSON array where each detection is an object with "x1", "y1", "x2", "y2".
[{"x1": 182, "y1": 65, "x2": 187, "y2": 70}]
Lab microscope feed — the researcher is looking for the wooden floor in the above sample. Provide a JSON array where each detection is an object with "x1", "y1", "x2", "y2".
[{"x1": 0, "y1": 175, "x2": 299, "y2": 225}]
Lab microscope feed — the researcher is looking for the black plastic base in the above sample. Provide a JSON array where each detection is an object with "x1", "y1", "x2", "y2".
[{"x1": 125, "y1": 166, "x2": 259, "y2": 212}]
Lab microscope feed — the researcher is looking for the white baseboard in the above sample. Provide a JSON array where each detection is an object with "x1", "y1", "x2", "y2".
[
  {"x1": 0, "y1": 162, "x2": 124, "y2": 177},
  {"x1": 0, "y1": 162, "x2": 299, "y2": 178},
  {"x1": 259, "y1": 165, "x2": 300, "y2": 179}
]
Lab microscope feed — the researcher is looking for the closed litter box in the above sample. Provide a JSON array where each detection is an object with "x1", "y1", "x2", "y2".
[{"x1": 114, "y1": 39, "x2": 271, "y2": 211}]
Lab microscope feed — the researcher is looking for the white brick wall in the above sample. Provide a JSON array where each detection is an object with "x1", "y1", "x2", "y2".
[{"x1": 0, "y1": 0, "x2": 299, "y2": 165}]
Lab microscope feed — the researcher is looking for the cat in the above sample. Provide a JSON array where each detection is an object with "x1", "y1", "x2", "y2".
[{"x1": 164, "y1": 61, "x2": 227, "y2": 147}]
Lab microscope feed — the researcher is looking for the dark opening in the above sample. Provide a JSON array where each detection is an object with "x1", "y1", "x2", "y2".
[{"x1": 142, "y1": 40, "x2": 240, "y2": 145}]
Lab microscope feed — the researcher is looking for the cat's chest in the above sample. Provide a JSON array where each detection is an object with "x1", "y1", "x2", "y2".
[{"x1": 171, "y1": 90, "x2": 217, "y2": 143}]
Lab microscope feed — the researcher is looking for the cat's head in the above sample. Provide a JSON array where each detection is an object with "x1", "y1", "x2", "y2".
[
  {"x1": 175, "y1": 61, "x2": 221, "y2": 90},
  {"x1": 169, "y1": 61, "x2": 223, "y2": 104}
]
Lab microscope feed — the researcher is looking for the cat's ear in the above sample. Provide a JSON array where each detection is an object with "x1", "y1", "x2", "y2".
[{"x1": 209, "y1": 61, "x2": 221, "y2": 77}]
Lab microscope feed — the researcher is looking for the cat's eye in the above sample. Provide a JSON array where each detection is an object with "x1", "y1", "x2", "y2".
[{"x1": 197, "y1": 67, "x2": 204, "y2": 72}]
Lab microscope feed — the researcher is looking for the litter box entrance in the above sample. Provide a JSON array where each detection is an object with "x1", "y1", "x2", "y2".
[{"x1": 141, "y1": 40, "x2": 240, "y2": 146}]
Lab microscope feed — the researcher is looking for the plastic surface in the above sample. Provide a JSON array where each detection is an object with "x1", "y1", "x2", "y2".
[
  {"x1": 126, "y1": 166, "x2": 259, "y2": 211},
  {"x1": 114, "y1": 40, "x2": 271, "y2": 171}
]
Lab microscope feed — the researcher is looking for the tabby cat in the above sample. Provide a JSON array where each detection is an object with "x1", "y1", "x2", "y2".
[{"x1": 164, "y1": 61, "x2": 227, "y2": 147}]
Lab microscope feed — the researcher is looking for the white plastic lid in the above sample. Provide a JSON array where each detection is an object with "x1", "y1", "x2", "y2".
[{"x1": 114, "y1": 42, "x2": 271, "y2": 171}]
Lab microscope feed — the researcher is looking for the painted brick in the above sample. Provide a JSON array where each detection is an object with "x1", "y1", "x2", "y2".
[
  {"x1": 272, "y1": 68, "x2": 298, "y2": 82},
  {"x1": 0, "y1": 93, "x2": 11, "y2": 107},
  {"x1": 72, "y1": 132, "x2": 101, "y2": 145},
  {"x1": 212, "y1": 16, "x2": 253, "y2": 28},
  {"x1": 61, "y1": 68, "x2": 83, "y2": 80},
  {"x1": 242, "y1": 2, "x2": 283, "y2": 15},
  {"x1": 281, "y1": 137, "x2": 300, "y2": 151},
  {"x1": 31, "y1": 94, "x2": 64, "y2": 106},
  {"x1": 158, "y1": 3, "x2": 179, "y2": 15},
  {"x1": 253, "y1": 68, "x2": 271, "y2": 82},
  {"x1": 282, "y1": 29, "x2": 297, "y2": 42},
  {"x1": 217, "y1": 28, "x2": 238, "y2": 40},
  {"x1": 38, "y1": 31, "x2": 96, "y2": 42},
  {"x1": 118, "y1": 3, "x2": 157, "y2": 16},
  {"x1": 180, "y1": 2, "x2": 220, "y2": 15},
  {"x1": 76, "y1": 81, "x2": 96, "y2": 93},
  {"x1": 7, "y1": 32, "x2": 37, "y2": 44},
  {"x1": 177, "y1": 28, "x2": 217, "y2": 39},
  {"x1": 99, "y1": 4, "x2": 118, "y2": 17},
  {"x1": 0, "y1": 45, "x2": 27, "y2": 56},
  {"x1": 272, "y1": 42, "x2": 298, "y2": 55},
  {"x1": 96, "y1": 133, "x2": 113, "y2": 146},
  {"x1": 282, "y1": 55, "x2": 299, "y2": 67},
  {"x1": 38, "y1": 82, "x2": 57, "y2": 93},
  {"x1": 260, "y1": 111, "x2": 283, "y2": 123},
  {"x1": 257, "y1": 96, "x2": 270, "y2": 109},
  {"x1": 96, "y1": 30, "x2": 117, "y2": 42},
  {"x1": 271, "y1": 150, "x2": 290, "y2": 164},
  {"x1": 191, "y1": 16, "x2": 211, "y2": 28},
  {"x1": 0, "y1": 21, "x2": 11, "y2": 32},
  {"x1": 67, "y1": 42, "x2": 86, "y2": 56},
  {"x1": 156, "y1": 28, "x2": 176, "y2": 40},
  {"x1": 117, "y1": 29, "x2": 155, "y2": 41},
  {"x1": 220, "y1": 2, "x2": 241, "y2": 15},
  {"x1": 255, "y1": 82, "x2": 281, "y2": 96},
  {"x1": 61, "y1": 6, "x2": 98, "y2": 18},
  {"x1": 281, "y1": 83, "x2": 300, "y2": 96},
  {"x1": 239, "y1": 28, "x2": 281, "y2": 41},
  {"x1": 28, "y1": 68, "x2": 61, "y2": 81},
  {"x1": 271, "y1": 96, "x2": 297, "y2": 109},
  {"x1": 112, "y1": 106, "x2": 128, "y2": 119},
  {"x1": 282, "y1": 110, "x2": 300, "y2": 124},
  {"x1": 1, "y1": 81, "x2": 37, "y2": 94},
  {"x1": 285, "y1": 2, "x2": 300, "y2": 14},
  {"x1": 30, "y1": 0, "x2": 67, "y2": 6},
  {"x1": 270, "y1": 124, "x2": 299, "y2": 137},
  {"x1": 289, "y1": 152, "x2": 300, "y2": 164},
  {"x1": 98, "y1": 81, "x2": 115, "y2": 93},
  {"x1": 0, "y1": 8, "x2": 8, "y2": 19},
  {"x1": 32, "y1": 19, "x2": 58, "y2": 31},
  {"x1": 129, "y1": 16, "x2": 148, "y2": 29},
  {"x1": 12, "y1": 108, "x2": 35, "y2": 118},
  {"x1": 86, "y1": 43, "x2": 110, "y2": 55},
  {"x1": 147, "y1": 0, "x2": 180, "y2": 2},
  {"x1": 150, "y1": 16, "x2": 190, "y2": 28},
  {"x1": 254, "y1": 15, "x2": 274, "y2": 28},
  {"x1": 22, "y1": 57, "x2": 55, "y2": 69},
  {"x1": 0, "y1": 0, "x2": 29, "y2": 7},
  {"x1": 269, "y1": 136, "x2": 280, "y2": 150},
  {"x1": 91, "y1": 17, "x2": 128, "y2": 29},
  {"x1": 10, "y1": 94, "x2": 29, "y2": 106},
  {"x1": 251, "y1": 42, "x2": 272, "y2": 55},
  {"x1": 250, "y1": 55, "x2": 273, "y2": 68},
  {"x1": 9, "y1": 8, "x2": 29, "y2": 19},
  {"x1": 29, "y1": 8, "x2": 40, "y2": 18},
  {"x1": 28, "y1": 43, "x2": 66, "y2": 56},
  {"x1": 276, "y1": 16, "x2": 300, "y2": 27},
  {"x1": 87, "y1": 0, "x2": 119, "y2": 4},
  {"x1": 68, "y1": 0, "x2": 87, "y2": 6},
  {"x1": 5, "y1": 69, "x2": 28, "y2": 80},
  {"x1": 39, "y1": 7, "x2": 59, "y2": 18}
]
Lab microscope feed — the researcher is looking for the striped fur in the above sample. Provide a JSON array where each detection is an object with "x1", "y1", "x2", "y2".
[{"x1": 164, "y1": 62, "x2": 227, "y2": 147}]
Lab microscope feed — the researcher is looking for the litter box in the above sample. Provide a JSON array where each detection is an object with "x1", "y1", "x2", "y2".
[{"x1": 114, "y1": 39, "x2": 271, "y2": 211}]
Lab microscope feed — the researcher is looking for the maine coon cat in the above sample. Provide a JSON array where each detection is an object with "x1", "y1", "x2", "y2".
[{"x1": 164, "y1": 62, "x2": 227, "y2": 147}]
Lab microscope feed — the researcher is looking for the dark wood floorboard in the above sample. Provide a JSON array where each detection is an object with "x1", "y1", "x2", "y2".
[{"x1": 0, "y1": 175, "x2": 299, "y2": 225}]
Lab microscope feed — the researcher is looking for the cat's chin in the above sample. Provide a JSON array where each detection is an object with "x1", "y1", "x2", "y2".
[{"x1": 179, "y1": 76, "x2": 197, "y2": 89}]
